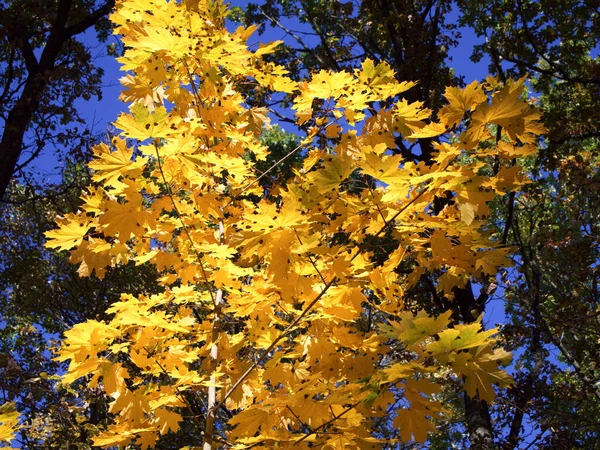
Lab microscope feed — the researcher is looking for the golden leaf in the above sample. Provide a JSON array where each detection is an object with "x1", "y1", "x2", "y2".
[{"x1": 45, "y1": 213, "x2": 94, "y2": 252}]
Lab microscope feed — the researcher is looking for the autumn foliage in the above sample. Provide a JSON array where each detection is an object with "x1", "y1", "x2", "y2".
[{"x1": 6, "y1": 0, "x2": 546, "y2": 448}]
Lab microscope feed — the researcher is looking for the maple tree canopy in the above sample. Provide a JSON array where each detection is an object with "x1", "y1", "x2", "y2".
[{"x1": 11, "y1": 0, "x2": 546, "y2": 448}]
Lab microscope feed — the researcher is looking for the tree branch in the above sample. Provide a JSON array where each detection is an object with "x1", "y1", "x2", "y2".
[
  {"x1": 298, "y1": 0, "x2": 341, "y2": 70},
  {"x1": 552, "y1": 131, "x2": 600, "y2": 145},
  {"x1": 19, "y1": 39, "x2": 39, "y2": 74},
  {"x1": 257, "y1": 5, "x2": 328, "y2": 68},
  {"x1": 65, "y1": 0, "x2": 116, "y2": 38}
]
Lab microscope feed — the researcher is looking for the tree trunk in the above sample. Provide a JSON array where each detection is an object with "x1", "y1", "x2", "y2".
[
  {"x1": 203, "y1": 221, "x2": 224, "y2": 450},
  {"x1": 464, "y1": 392, "x2": 494, "y2": 450},
  {"x1": 0, "y1": 73, "x2": 46, "y2": 201}
]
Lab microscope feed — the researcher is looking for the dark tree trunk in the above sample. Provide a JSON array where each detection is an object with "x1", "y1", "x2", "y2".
[
  {"x1": 0, "y1": 73, "x2": 46, "y2": 201},
  {"x1": 464, "y1": 391, "x2": 495, "y2": 450}
]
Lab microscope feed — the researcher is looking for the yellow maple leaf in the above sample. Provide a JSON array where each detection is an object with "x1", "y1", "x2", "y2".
[
  {"x1": 98, "y1": 198, "x2": 145, "y2": 240},
  {"x1": 496, "y1": 165, "x2": 527, "y2": 192},
  {"x1": 88, "y1": 138, "x2": 147, "y2": 188},
  {"x1": 356, "y1": 58, "x2": 416, "y2": 99},
  {"x1": 497, "y1": 141, "x2": 538, "y2": 158},
  {"x1": 459, "y1": 202, "x2": 477, "y2": 225},
  {"x1": 45, "y1": 213, "x2": 94, "y2": 252},
  {"x1": 452, "y1": 347, "x2": 513, "y2": 402},
  {"x1": 476, "y1": 247, "x2": 514, "y2": 275},
  {"x1": 101, "y1": 363, "x2": 130, "y2": 396},
  {"x1": 468, "y1": 77, "x2": 529, "y2": 143},
  {"x1": 359, "y1": 145, "x2": 407, "y2": 185},
  {"x1": 383, "y1": 310, "x2": 453, "y2": 348},
  {"x1": 229, "y1": 407, "x2": 269, "y2": 437},
  {"x1": 68, "y1": 238, "x2": 114, "y2": 278},
  {"x1": 381, "y1": 363, "x2": 418, "y2": 383},
  {"x1": 393, "y1": 408, "x2": 435, "y2": 443},
  {"x1": 92, "y1": 425, "x2": 150, "y2": 448},
  {"x1": 130, "y1": 26, "x2": 190, "y2": 57},
  {"x1": 57, "y1": 320, "x2": 118, "y2": 361},
  {"x1": 438, "y1": 81, "x2": 487, "y2": 128},
  {"x1": 407, "y1": 121, "x2": 446, "y2": 139},
  {"x1": 120, "y1": 74, "x2": 165, "y2": 110},
  {"x1": 153, "y1": 408, "x2": 182, "y2": 435},
  {"x1": 115, "y1": 103, "x2": 172, "y2": 140},
  {"x1": 0, "y1": 402, "x2": 20, "y2": 444},
  {"x1": 304, "y1": 154, "x2": 355, "y2": 193},
  {"x1": 426, "y1": 321, "x2": 498, "y2": 355},
  {"x1": 294, "y1": 70, "x2": 354, "y2": 111}
]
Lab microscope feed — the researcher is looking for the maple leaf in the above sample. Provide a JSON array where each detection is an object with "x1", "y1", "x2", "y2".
[
  {"x1": 393, "y1": 99, "x2": 432, "y2": 136},
  {"x1": 0, "y1": 402, "x2": 20, "y2": 444},
  {"x1": 394, "y1": 408, "x2": 435, "y2": 443},
  {"x1": 476, "y1": 247, "x2": 514, "y2": 275},
  {"x1": 68, "y1": 238, "x2": 115, "y2": 278},
  {"x1": 356, "y1": 58, "x2": 416, "y2": 99},
  {"x1": 45, "y1": 213, "x2": 94, "y2": 252},
  {"x1": 59, "y1": 321, "x2": 118, "y2": 357},
  {"x1": 407, "y1": 121, "x2": 446, "y2": 139},
  {"x1": 381, "y1": 363, "x2": 418, "y2": 383},
  {"x1": 115, "y1": 103, "x2": 172, "y2": 140},
  {"x1": 100, "y1": 363, "x2": 130, "y2": 396},
  {"x1": 466, "y1": 77, "x2": 532, "y2": 145},
  {"x1": 452, "y1": 347, "x2": 513, "y2": 402},
  {"x1": 135, "y1": 27, "x2": 190, "y2": 57},
  {"x1": 98, "y1": 198, "x2": 146, "y2": 240},
  {"x1": 88, "y1": 138, "x2": 147, "y2": 188},
  {"x1": 430, "y1": 230, "x2": 475, "y2": 268},
  {"x1": 294, "y1": 70, "x2": 354, "y2": 111},
  {"x1": 496, "y1": 166, "x2": 527, "y2": 192},
  {"x1": 384, "y1": 310, "x2": 453, "y2": 348},
  {"x1": 426, "y1": 321, "x2": 498, "y2": 355},
  {"x1": 304, "y1": 154, "x2": 355, "y2": 193},
  {"x1": 321, "y1": 285, "x2": 364, "y2": 321},
  {"x1": 92, "y1": 426, "x2": 152, "y2": 448},
  {"x1": 153, "y1": 408, "x2": 182, "y2": 435},
  {"x1": 242, "y1": 201, "x2": 305, "y2": 233},
  {"x1": 359, "y1": 145, "x2": 407, "y2": 185},
  {"x1": 230, "y1": 408, "x2": 269, "y2": 437},
  {"x1": 459, "y1": 202, "x2": 477, "y2": 225},
  {"x1": 120, "y1": 74, "x2": 166, "y2": 110},
  {"x1": 438, "y1": 81, "x2": 487, "y2": 128}
]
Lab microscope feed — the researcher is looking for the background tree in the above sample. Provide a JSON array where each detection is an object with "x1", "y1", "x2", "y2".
[
  {"x1": 0, "y1": 2, "x2": 130, "y2": 445},
  {"x1": 0, "y1": 0, "x2": 597, "y2": 448},
  {"x1": 0, "y1": 0, "x2": 116, "y2": 201},
  {"x1": 458, "y1": 0, "x2": 600, "y2": 447}
]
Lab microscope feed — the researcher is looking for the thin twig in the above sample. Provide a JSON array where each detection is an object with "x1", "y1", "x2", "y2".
[{"x1": 295, "y1": 401, "x2": 361, "y2": 444}]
